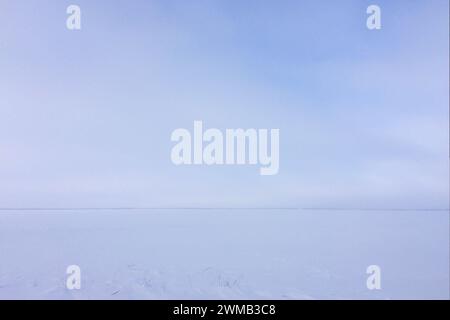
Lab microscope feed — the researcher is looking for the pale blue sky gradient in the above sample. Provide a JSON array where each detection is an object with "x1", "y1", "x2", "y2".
[{"x1": 0, "y1": 0, "x2": 448, "y2": 208}]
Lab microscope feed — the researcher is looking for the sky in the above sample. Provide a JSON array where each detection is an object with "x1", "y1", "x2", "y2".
[{"x1": 0, "y1": 0, "x2": 448, "y2": 209}]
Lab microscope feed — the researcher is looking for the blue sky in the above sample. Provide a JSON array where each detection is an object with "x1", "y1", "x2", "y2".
[{"x1": 0, "y1": 0, "x2": 448, "y2": 208}]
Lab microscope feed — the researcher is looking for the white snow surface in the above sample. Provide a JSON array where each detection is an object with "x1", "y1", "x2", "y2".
[{"x1": 0, "y1": 209, "x2": 448, "y2": 299}]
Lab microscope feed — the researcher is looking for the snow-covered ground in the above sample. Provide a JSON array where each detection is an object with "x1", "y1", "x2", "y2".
[{"x1": 0, "y1": 209, "x2": 448, "y2": 299}]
